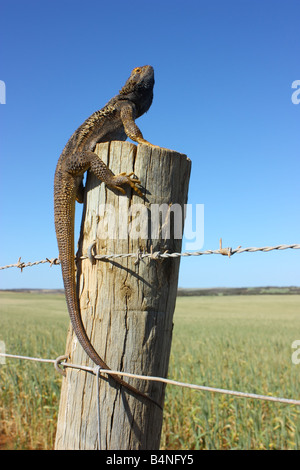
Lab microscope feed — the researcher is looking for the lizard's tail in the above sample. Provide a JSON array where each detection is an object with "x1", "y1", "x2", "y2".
[
  {"x1": 62, "y1": 261, "x2": 162, "y2": 410},
  {"x1": 54, "y1": 191, "x2": 161, "y2": 409}
]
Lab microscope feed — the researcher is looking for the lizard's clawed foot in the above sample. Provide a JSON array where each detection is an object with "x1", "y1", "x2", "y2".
[
  {"x1": 137, "y1": 138, "x2": 173, "y2": 152},
  {"x1": 111, "y1": 172, "x2": 143, "y2": 197},
  {"x1": 137, "y1": 138, "x2": 160, "y2": 149}
]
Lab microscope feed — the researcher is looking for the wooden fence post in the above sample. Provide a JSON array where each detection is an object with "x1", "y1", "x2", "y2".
[{"x1": 55, "y1": 141, "x2": 191, "y2": 450}]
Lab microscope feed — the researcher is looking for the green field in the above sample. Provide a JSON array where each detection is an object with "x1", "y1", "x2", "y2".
[{"x1": 0, "y1": 291, "x2": 299, "y2": 449}]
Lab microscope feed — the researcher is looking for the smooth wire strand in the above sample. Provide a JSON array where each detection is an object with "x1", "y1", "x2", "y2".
[{"x1": 1, "y1": 352, "x2": 300, "y2": 407}]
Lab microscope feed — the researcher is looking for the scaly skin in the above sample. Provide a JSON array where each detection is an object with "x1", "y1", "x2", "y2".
[{"x1": 54, "y1": 66, "x2": 161, "y2": 408}]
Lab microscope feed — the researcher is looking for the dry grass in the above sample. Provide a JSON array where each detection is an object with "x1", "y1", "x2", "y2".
[
  {"x1": 0, "y1": 292, "x2": 68, "y2": 449},
  {"x1": 0, "y1": 292, "x2": 299, "y2": 449},
  {"x1": 161, "y1": 295, "x2": 300, "y2": 449}
]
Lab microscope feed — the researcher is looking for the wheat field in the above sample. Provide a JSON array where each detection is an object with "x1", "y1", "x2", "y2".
[{"x1": 0, "y1": 291, "x2": 299, "y2": 449}]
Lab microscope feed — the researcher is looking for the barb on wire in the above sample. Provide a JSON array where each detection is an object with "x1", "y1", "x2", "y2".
[
  {"x1": 0, "y1": 242, "x2": 299, "y2": 271},
  {"x1": 0, "y1": 257, "x2": 60, "y2": 271}
]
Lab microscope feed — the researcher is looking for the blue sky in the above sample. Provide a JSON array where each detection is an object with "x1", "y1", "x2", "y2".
[{"x1": 0, "y1": 0, "x2": 299, "y2": 289}]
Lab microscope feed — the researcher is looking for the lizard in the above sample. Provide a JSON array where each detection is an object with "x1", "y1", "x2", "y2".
[{"x1": 54, "y1": 65, "x2": 161, "y2": 409}]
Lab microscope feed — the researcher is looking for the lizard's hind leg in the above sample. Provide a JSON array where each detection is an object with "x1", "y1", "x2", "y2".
[{"x1": 65, "y1": 150, "x2": 143, "y2": 197}]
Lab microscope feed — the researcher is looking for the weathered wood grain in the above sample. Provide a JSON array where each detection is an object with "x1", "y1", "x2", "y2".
[{"x1": 55, "y1": 141, "x2": 191, "y2": 450}]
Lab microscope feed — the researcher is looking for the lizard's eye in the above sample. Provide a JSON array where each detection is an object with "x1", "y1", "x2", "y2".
[{"x1": 133, "y1": 67, "x2": 142, "y2": 74}]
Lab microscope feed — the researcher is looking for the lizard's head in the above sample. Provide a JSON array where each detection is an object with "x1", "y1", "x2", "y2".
[{"x1": 119, "y1": 65, "x2": 154, "y2": 117}]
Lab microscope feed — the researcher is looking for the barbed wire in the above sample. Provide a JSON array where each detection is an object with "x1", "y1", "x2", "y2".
[
  {"x1": 1, "y1": 352, "x2": 300, "y2": 407},
  {"x1": 0, "y1": 242, "x2": 299, "y2": 271}
]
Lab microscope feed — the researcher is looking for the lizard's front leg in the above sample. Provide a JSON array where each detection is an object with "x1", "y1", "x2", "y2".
[{"x1": 120, "y1": 105, "x2": 159, "y2": 148}]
